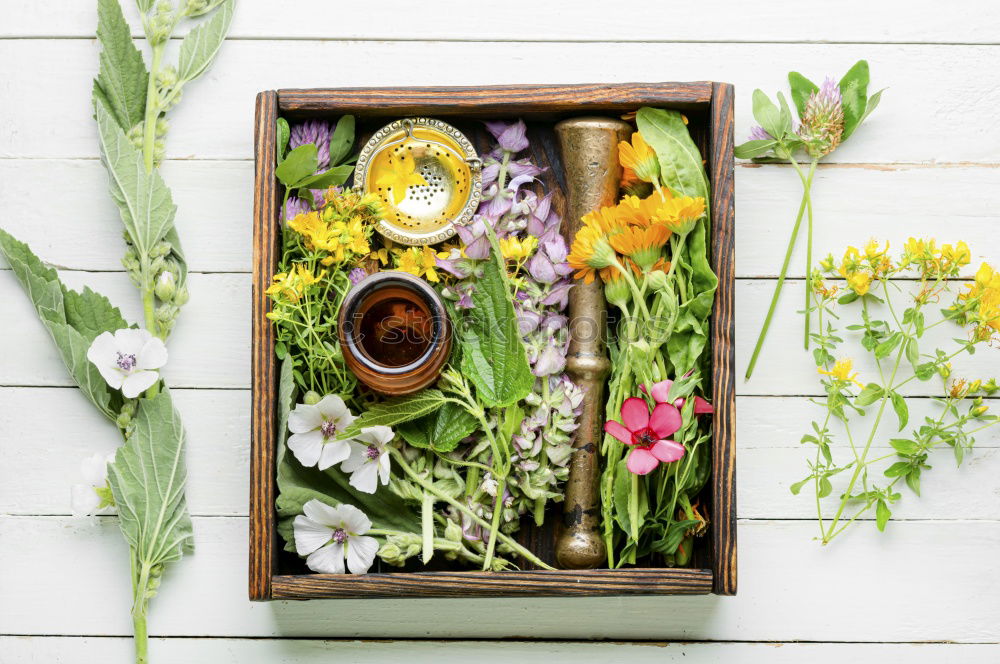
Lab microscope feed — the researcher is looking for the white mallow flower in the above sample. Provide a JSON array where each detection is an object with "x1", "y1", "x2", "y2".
[
  {"x1": 70, "y1": 451, "x2": 117, "y2": 516},
  {"x1": 341, "y1": 425, "x2": 393, "y2": 494},
  {"x1": 287, "y1": 395, "x2": 356, "y2": 470},
  {"x1": 293, "y1": 499, "x2": 378, "y2": 574},
  {"x1": 87, "y1": 328, "x2": 168, "y2": 398}
]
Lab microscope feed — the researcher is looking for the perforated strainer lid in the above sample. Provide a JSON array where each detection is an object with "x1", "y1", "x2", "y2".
[{"x1": 354, "y1": 118, "x2": 482, "y2": 246}]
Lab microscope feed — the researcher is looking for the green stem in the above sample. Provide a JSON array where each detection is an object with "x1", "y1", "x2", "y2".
[
  {"x1": 745, "y1": 161, "x2": 816, "y2": 379},
  {"x1": 131, "y1": 560, "x2": 151, "y2": 664},
  {"x1": 421, "y1": 492, "x2": 434, "y2": 564},
  {"x1": 791, "y1": 159, "x2": 817, "y2": 350},
  {"x1": 141, "y1": 45, "x2": 163, "y2": 174},
  {"x1": 482, "y1": 479, "x2": 506, "y2": 571}
]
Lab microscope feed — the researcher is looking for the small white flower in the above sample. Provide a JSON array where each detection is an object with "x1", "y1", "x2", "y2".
[
  {"x1": 287, "y1": 395, "x2": 356, "y2": 470},
  {"x1": 293, "y1": 499, "x2": 378, "y2": 574},
  {"x1": 87, "y1": 328, "x2": 168, "y2": 398},
  {"x1": 341, "y1": 425, "x2": 393, "y2": 494},
  {"x1": 70, "y1": 451, "x2": 117, "y2": 516}
]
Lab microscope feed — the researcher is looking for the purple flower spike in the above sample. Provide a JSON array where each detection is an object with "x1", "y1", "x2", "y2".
[
  {"x1": 541, "y1": 282, "x2": 572, "y2": 308},
  {"x1": 527, "y1": 250, "x2": 557, "y2": 284},
  {"x1": 484, "y1": 120, "x2": 529, "y2": 153},
  {"x1": 747, "y1": 125, "x2": 774, "y2": 141},
  {"x1": 284, "y1": 196, "x2": 310, "y2": 221},
  {"x1": 348, "y1": 267, "x2": 368, "y2": 285},
  {"x1": 289, "y1": 120, "x2": 332, "y2": 171},
  {"x1": 533, "y1": 342, "x2": 566, "y2": 377}
]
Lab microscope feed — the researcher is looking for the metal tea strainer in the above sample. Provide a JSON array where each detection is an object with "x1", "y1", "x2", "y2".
[{"x1": 354, "y1": 117, "x2": 482, "y2": 246}]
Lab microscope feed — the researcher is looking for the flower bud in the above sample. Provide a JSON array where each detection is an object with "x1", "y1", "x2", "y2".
[
  {"x1": 154, "y1": 270, "x2": 177, "y2": 301},
  {"x1": 973, "y1": 404, "x2": 989, "y2": 417},
  {"x1": 939, "y1": 363, "x2": 953, "y2": 379},
  {"x1": 377, "y1": 543, "x2": 405, "y2": 567},
  {"x1": 173, "y1": 285, "x2": 190, "y2": 307},
  {"x1": 155, "y1": 118, "x2": 170, "y2": 138},
  {"x1": 646, "y1": 269, "x2": 670, "y2": 292},
  {"x1": 604, "y1": 275, "x2": 631, "y2": 309},
  {"x1": 444, "y1": 520, "x2": 463, "y2": 543},
  {"x1": 303, "y1": 390, "x2": 321, "y2": 405}
]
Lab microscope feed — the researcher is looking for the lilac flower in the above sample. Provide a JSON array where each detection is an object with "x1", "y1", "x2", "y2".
[
  {"x1": 747, "y1": 125, "x2": 774, "y2": 141},
  {"x1": 798, "y1": 77, "x2": 845, "y2": 158},
  {"x1": 484, "y1": 120, "x2": 529, "y2": 153},
  {"x1": 284, "y1": 196, "x2": 310, "y2": 221},
  {"x1": 289, "y1": 120, "x2": 332, "y2": 171},
  {"x1": 348, "y1": 267, "x2": 368, "y2": 285}
]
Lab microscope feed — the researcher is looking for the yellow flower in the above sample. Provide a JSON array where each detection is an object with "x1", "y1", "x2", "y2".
[
  {"x1": 608, "y1": 224, "x2": 671, "y2": 271},
  {"x1": 864, "y1": 238, "x2": 889, "y2": 261},
  {"x1": 845, "y1": 271, "x2": 872, "y2": 296},
  {"x1": 618, "y1": 132, "x2": 660, "y2": 185},
  {"x1": 265, "y1": 264, "x2": 325, "y2": 303},
  {"x1": 568, "y1": 224, "x2": 618, "y2": 283},
  {"x1": 287, "y1": 211, "x2": 329, "y2": 250},
  {"x1": 838, "y1": 246, "x2": 874, "y2": 295},
  {"x1": 581, "y1": 204, "x2": 627, "y2": 233},
  {"x1": 819, "y1": 358, "x2": 864, "y2": 388},
  {"x1": 499, "y1": 235, "x2": 538, "y2": 263},
  {"x1": 394, "y1": 246, "x2": 448, "y2": 283},
  {"x1": 940, "y1": 241, "x2": 971, "y2": 267},
  {"x1": 375, "y1": 154, "x2": 427, "y2": 205},
  {"x1": 639, "y1": 188, "x2": 706, "y2": 234}
]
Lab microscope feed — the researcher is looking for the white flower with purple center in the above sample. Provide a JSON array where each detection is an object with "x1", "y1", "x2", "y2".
[
  {"x1": 293, "y1": 499, "x2": 378, "y2": 574},
  {"x1": 87, "y1": 328, "x2": 168, "y2": 398},
  {"x1": 70, "y1": 451, "x2": 117, "y2": 516},
  {"x1": 341, "y1": 425, "x2": 393, "y2": 494},
  {"x1": 287, "y1": 395, "x2": 356, "y2": 470}
]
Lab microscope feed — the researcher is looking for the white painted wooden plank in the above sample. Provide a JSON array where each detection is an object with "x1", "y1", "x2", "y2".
[
  {"x1": 0, "y1": 271, "x2": 249, "y2": 388},
  {"x1": 4, "y1": 274, "x2": 996, "y2": 396},
  {"x1": 2, "y1": 637, "x2": 997, "y2": 663},
  {"x1": 3, "y1": 160, "x2": 999, "y2": 278},
  {"x1": 2, "y1": 0, "x2": 997, "y2": 44},
  {"x1": 2, "y1": 40, "x2": 997, "y2": 163},
  {"x1": 2, "y1": 389, "x2": 997, "y2": 519},
  {"x1": 2, "y1": 516, "x2": 997, "y2": 641}
]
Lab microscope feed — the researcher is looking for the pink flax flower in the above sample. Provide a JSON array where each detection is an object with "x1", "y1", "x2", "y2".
[
  {"x1": 646, "y1": 379, "x2": 714, "y2": 415},
  {"x1": 604, "y1": 397, "x2": 685, "y2": 475}
]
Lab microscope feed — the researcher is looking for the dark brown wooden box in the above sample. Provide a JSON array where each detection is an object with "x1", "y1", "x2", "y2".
[{"x1": 250, "y1": 83, "x2": 736, "y2": 600}]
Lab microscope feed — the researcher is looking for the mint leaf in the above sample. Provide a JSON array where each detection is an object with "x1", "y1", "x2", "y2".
[
  {"x1": 94, "y1": 100, "x2": 177, "y2": 257},
  {"x1": 397, "y1": 401, "x2": 479, "y2": 453},
  {"x1": 0, "y1": 230, "x2": 117, "y2": 419},
  {"x1": 176, "y1": 0, "x2": 235, "y2": 83},
  {"x1": 459, "y1": 259, "x2": 534, "y2": 407},
  {"x1": 340, "y1": 389, "x2": 448, "y2": 437},
  {"x1": 94, "y1": 0, "x2": 148, "y2": 131},
  {"x1": 63, "y1": 286, "x2": 129, "y2": 341},
  {"x1": 108, "y1": 390, "x2": 194, "y2": 566}
]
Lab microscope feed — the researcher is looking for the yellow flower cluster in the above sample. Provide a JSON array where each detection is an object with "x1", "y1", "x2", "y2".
[
  {"x1": 287, "y1": 189, "x2": 383, "y2": 266},
  {"x1": 265, "y1": 264, "x2": 325, "y2": 305},
  {"x1": 837, "y1": 239, "x2": 891, "y2": 296},
  {"x1": 567, "y1": 187, "x2": 704, "y2": 284},
  {"x1": 818, "y1": 357, "x2": 864, "y2": 388},
  {"x1": 901, "y1": 237, "x2": 970, "y2": 279},
  {"x1": 959, "y1": 263, "x2": 1000, "y2": 341},
  {"x1": 393, "y1": 245, "x2": 450, "y2": 283}
]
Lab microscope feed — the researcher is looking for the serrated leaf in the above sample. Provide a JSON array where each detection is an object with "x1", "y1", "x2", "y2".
[
  {"x1": 458, "y1": 259, "x2": 534, "y2": 407},
  {"x1": 839, "y1": 60, "x2": 871, "y2": 141},
  {"x1": 397, "y1": 401, "x2": 479, "y2": 453},
  {"x1": 176, "y1": 0, "x2": 235, "y2": 83},
  {"x1": 875, "y1": 499, "x2": 891, "y2": 531},
  {"x1": 340, "y1": 389, "x2": 448, "y2": 438},
  {"x1": 0, "y1": 230, "x2": 117, "y2": 419},
  {"x1": 108, "y1": 390, "x2": 194, "y2": 568},
  {"x1": 94, "y1": 0, "x2": 148, "y2": 130},
  {"x1": 787, "y1": 71, "x2": 819, "y2": 118},
  {"x1": 63, "y1": 286, "x2": 130, "y2": 341},
  {"x1": 636, "y1": 107, "x2": 709, "y2": 201},
  {"x1": 94, "y1": 100, "x2": 177, "y2": 257}
]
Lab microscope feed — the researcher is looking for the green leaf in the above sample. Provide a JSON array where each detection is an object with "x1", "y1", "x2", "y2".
[
  {"x1": 818, "y1": 476, "x2": 833, "y2": 498},
  {"x1": 860, "y1": 88, "x2": 885, "y2": 125},
  {"x1": 883, "y1": 461, "x2": 911, "y2": 477},
  {"x1": 914, "y1": 362, "x2": 937, "y2": 381},
  {"x1": 838, "y1": 291, "x2": 859, "y2": 305},
  {"x1": 875, "y1": 499, "x2": 891, "y2": 532},
  {"x1": 790, "y1": 477, "x2": 811, "y2": 495},
  {"x1": 294, "y1": 164, "x2": 356, "y2": 191},
  {"x1": 906, "y1": 337, "x2": 919, "y2": 366},
  {"x1": 734, "y1": 139, "x2": 777, "y2": 159},
  {"x1": 458, "y1": 259, "x2": 534, "y2": 408},
  {"x1": 108, "y1": 390, "x2": 194, "y2": 569},
  {"x1": 905, "y1": 467, "x2": 922, "y2": 496},
  {"x1": 397, "y1": 401, "x2": 479, "y2": 453},
  {"x1": 838, "y1": 60, "x2": 871, "y2": 141},
  {"x1": 0, "y1": 230, "x2": 117, "y2": 419},
  {"x1": 890, "y1": 391, "x2": 909, "y2": 431},
  {"x1": 94, "y1": 100, "x2": 177, "y2": 257},
  {"x1": 751, "y1": 89, "x2": 784, "y2": 140},
  {"x1": 277, "y1": 117, "x2": 290, "y2": 160},
  {"x1": 340, "y1": 389, "x2": 448, "y2": 437},
  {"x1": 176, "y1": 0, "x2": 235, "y2": 83},
  {"x1": 635, "y1": 107, "x2": 709, "y2": 201},
  {"x1": 63, "y1": 286, "x2": 129, "y2": 341},
  {"x1": 94, "y1": 0, "x2": 148, "y2": 131},
  {"x1": 855, "y1": 383, "x2": 884, "y2": 407},
  {"x1": 890, "y1": 438, "x2": 920, "y2": 455},
  {"x1": 776, "y1": 92, "x2": 795, "y2": 136},
  {"x1": 787, "y1": 71, "x2": 819, "y2": 118},
  {"x1": 276, "y1": 144, "x2": 319, "y2": 187},
  {"x1": 328, "y1": 115, "x2": 356, "y2": 166}
]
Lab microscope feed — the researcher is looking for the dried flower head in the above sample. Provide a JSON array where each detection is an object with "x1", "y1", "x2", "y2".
[{"x1": 798, "y1": 77, "x2": 845, "y2": 158}]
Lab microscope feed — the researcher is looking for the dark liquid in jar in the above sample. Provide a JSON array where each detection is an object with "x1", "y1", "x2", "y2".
[{"x1": 357, "y1": 296, "x2": 433, "y2": 368}]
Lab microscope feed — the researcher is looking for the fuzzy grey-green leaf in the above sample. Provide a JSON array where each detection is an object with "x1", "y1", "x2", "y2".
[
  {"x1": 108, "y1": 390, "x2": 194, "y2": 566},
  {"x1": 176, "y1": 0, "x2": 235, "y2": 83},
  {"x1": 95, "y1": 0, "x2": 149, "y2": 130}
]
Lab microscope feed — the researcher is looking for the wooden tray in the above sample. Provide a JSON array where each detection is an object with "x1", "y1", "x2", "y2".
[{"x1": 250, "y1": 83, "x2": 736, "y2": 600}]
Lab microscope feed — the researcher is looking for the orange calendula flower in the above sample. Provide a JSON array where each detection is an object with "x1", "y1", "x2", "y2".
[
  {"x1": 568, "y1": 225, "x2": 618, "y2": 283},
  {"x1": 608, "y1": 224, "x2": 671, "y2": 271},
  {"x1": 618, "y1": 132, "x2": 661, "y2": 186}
]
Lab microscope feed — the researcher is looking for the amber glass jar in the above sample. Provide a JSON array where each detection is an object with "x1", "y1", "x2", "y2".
[{"x1": 338, "y1": 271, "x2": 451, "y2": 396}]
